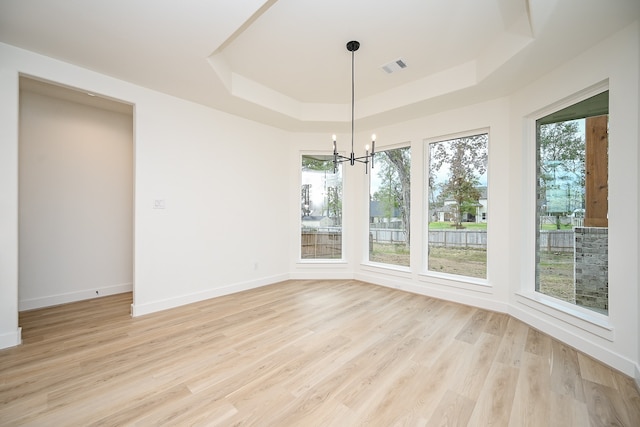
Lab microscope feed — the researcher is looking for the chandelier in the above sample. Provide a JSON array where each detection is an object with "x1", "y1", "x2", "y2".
[{"x1": 333, "y1": 40, "x2": 376, "y2": 174}]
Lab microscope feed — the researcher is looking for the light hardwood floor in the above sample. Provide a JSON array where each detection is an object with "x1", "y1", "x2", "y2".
[{"x1": 1, "y1": 280, "x2": 639, "y2": 426}]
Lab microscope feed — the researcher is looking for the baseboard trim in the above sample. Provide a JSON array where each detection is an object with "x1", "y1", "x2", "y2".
[
  {"x1": 355, "y1": 271, "x2": 509, "y2": 314},
  {"x1": 19, "y1": 282, "x2": 133, "y2": 311},
  {"x1": 0, "y1": 327, "x2": 21, "y2": 350},
  {"x1": 131, "y1": 274, "x2": 289, "y2": 317},
  {"x1": 510, "y1": 304, "x2": 638, "y2": 378},
  {"x1": 288, "y1": 271, "x2": 354, "y2": 280}
]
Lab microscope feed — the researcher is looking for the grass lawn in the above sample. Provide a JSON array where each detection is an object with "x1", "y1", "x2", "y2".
[
  {"x1": 428, "y1": 221, "x2": 487, "y2": 230},
  {"x1": 369, "y1": 243, "x2": 410, "y2": 267},
  {"x1": 427, "y1": 246, "x2": 486, "y2": 279},
  {"x1": 370, "y1": 244, "x2": 574, "y2": 304},
  {"x1": 540, "y1": 224, "x2": 574, "y2": 230},
  {"x1": 538, "y1": 251, "x2": 574, "y2": 303},
  {"x1": 428, "y1": 221, "x2": 574, "y2": 231}
]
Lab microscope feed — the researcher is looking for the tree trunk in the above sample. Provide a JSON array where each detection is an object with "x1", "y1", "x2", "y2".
[{"x1": 385, "y1": 151, "x2": 411, "y2": 247}]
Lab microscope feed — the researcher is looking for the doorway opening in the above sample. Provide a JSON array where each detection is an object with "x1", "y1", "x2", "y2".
[{"x1": 18, "y1": 76, "x2": 134, "y2": 333}]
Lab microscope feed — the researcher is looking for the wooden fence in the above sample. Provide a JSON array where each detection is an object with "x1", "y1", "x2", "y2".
[
  {"x1": 537, "y1": 230, "x2": 574, "y2": 252},
  {"x1": 371, "y1": 229, "x2": 574, "y2": 252},
  {"x1": 369, "y1": 228, "x2": 407, "y2": 244},
  {"x1": 303, "y1": 229, "x2": 575, "y2": 254},
  {"x1": 427, "y1": 230, "x2": 487, "y2": 249},
  {"x1": 301, "y1": 230, "x2": 342, "y2": 258}
]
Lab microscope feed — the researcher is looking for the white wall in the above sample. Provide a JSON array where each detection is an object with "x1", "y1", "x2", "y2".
[
  {"x1": 637, "y1": 20, "x2": 640, "y2": 385},
  {"x1": 18, "y1": 90, "x2": 133, "y2": 309},
  {"x1": 0, "y1": 47, "x2": 20, "y2": 348},
  {"x1": 131, "y1": 91, "x2": 291, "y2": 315},
  {"x1": 0, "y1": 42, "x2": 291, "y2": 348}
]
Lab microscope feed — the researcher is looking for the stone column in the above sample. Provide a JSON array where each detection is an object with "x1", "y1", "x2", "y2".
[{"x1": 574, "y1": 227, "x2": 608, "y2": 311}]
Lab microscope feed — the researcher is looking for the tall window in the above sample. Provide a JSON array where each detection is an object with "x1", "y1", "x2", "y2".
[
  {"x1": 535, "y1": 91, "x2": 609, "y2": 314},
  {"x1": 301, "y1": 155, "x2": 343, "y2": 259},
  {"x1": 368, "y1": 146, "x2": 411, "y2": 267},
  {"x1": 427, "y1": 133, "x2": 488, "y2": 279}
]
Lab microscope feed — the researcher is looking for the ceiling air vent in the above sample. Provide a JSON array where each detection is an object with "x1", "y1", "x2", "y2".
[{"x1": 381, "y1": 58, "x2": 407, "y2": 74}]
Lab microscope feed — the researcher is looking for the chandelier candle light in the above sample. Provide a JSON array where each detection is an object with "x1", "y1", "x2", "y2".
[{"x1": 332, "y1": 40, "x2": 376, "y2": 174}]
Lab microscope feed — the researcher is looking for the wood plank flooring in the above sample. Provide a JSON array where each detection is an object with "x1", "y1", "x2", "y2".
[{"x1": 1, "y1": 279, "x2": 639, "y2": 426}]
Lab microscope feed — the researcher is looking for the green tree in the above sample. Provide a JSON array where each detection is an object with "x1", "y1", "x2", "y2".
[
  {"x1": 431, "y1": 134, "x2": 487, "y2": 229},
  {"x1": 372, "y1": 180, "x2": 398, "y2": 224},
  {"x1": 537, "y1": 120, "x2": 585, "y2": 217},
  {"x1": 374, "y1": 147, "x2": 411, "y2": 247},
  {"x1": 327, "y1": 182, "x2": 342, "y2": 225},
  {"x1": 302, "y1": 156, "x2": 332, "y2": 171},
  {"x1": 301, "y1": 155, "x2": 342, "y2": 223}
]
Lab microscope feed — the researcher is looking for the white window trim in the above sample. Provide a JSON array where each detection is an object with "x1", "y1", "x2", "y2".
[
  {"x1": 363, "y1": 142, "x2": 412, "y2": 269},
  {"x1": 522, "y1": 80, "x2": 611, "y2": 326},
  {"x1": 423, "y1": 127, "x2": 490, "y2": 284},
  {"x1": 298, "y1": 151, "x2": 346, "y2": 263},
  {"x1": 515, "y1": 291, "x2": 613, "y2": 341},
  {"x1": 418, "y1": 271, "x2": 492, "y2": 294}
]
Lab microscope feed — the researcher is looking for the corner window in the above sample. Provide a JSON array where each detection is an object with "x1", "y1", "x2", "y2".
[
  {"x1": 535, "y1": 91, "x2": 609, "y2": 314},
  {"x1": 427, "y1": 133, "x2": 488, "y2": 279},
  {"x1": 368, "y1": 146, "x2": 411, "y2": 266},
  {"x1": 301, "y1": 155, "x2": 343, "y2": 259}
]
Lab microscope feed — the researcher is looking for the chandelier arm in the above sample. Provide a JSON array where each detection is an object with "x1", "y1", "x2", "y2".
[
  {"x1": 352, "y1": 155, "x2": 370, "y2": 161},
  {"x1": 334, "y1": 154, "x2": 352, "y2": 161}
]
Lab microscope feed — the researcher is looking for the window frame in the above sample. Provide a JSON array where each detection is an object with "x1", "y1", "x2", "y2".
[
  {"x1": 298, "y1": 151, "x2": 346, "y2": 264},
  {"x1": 515, "y1": 80, "x2": 613, "y2": 339},
  {"x1": 365, "y1": 142, "x2": 412, "y2": 270},
  {"x1": 421, "y1": 128, "x2": 491, "y2": 288}
]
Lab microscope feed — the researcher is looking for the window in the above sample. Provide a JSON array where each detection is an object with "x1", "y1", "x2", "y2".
[
  {"x1": 300, "y1": 155, "x2": 343, "y2": 259},
  {"x1": 535, "y1": 91, "x2": 609, "y2": 314},
  {"x1": 368, "y1": 146, "x2": 410, "y2": 266},
  {"x1": 427, "y1": 133, "x2": 488, "y2": 279}
]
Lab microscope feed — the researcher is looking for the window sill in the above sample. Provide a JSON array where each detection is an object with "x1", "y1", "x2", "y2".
[
  {"x1": 418, "y1": 271, "x2": 492, "y2": 294},
  {"x1": 360, "y1": 261, "x2": 412, "y2": 275},
  {"x1": 296, "y1": 259, "x2": 348, "y2": 266},
  {"x1": 515, "y1": 291, "x2": 613, "y2": 341}
]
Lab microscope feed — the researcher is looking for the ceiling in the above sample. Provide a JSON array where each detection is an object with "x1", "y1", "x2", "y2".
[{"x1": 1, "y1": 0, "x2": 638, "y2": 132}]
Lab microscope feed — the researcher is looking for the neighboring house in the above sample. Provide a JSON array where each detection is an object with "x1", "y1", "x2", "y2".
[
  {"x1": 435, "y1": 186, "x2": 488, "y2": 223},
  {"x1": 369, "y1": 200, "x2": 401, "y2": 225}
]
